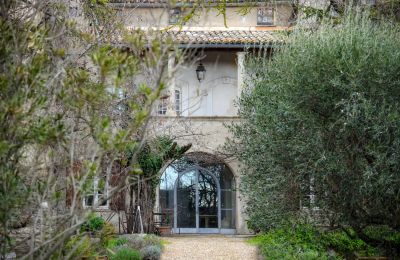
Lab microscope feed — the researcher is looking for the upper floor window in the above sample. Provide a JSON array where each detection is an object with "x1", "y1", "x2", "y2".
[
  {"x1": 169, "y1": 8, "x2": 182, "y2": 25},
  {"x1": 157, "y1": 97, "x2": 168, "y2": 115},
  {"x1": 84, "y1": 176, "x2": 108, "y2": 209},
  {"x1": 157, "y1": 90, "x2": 181, "y2": 116},
  {"x1": 257, "y1": 7, "x2": 274, "y2": 26}
]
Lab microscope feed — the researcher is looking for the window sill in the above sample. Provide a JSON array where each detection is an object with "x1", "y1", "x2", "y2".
[{"x1": 83, "y1": 205, "x2": 109, "y2": 211}]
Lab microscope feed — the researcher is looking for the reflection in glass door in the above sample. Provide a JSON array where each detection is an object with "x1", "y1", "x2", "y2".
[
  {"x1": 176, "y1": 171, "x2": 196, "y2": 228},
  {"x1": 175, "y1": 168, "x2": 221, "y2": 232},
  {"x1": 198, "y1": 170, "x2": 218, "y2": 228}
]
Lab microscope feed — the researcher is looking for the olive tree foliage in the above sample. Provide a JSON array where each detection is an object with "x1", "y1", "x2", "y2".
[
  {"x1": 0, "y1": 0, "x2": 190, "y2": 258},
  {"x1": 227, "y1": 14, "x2": 400, "y2": 234}
]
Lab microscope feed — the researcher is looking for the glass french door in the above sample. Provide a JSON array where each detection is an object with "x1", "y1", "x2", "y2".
[{"x1": 174, "y1": 168, "x2": 221, "y2": 233}]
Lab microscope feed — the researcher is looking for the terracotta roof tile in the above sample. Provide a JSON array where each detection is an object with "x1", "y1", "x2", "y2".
[{"x1": 165, "y1": 30, "x2": 285, "y2": 45}]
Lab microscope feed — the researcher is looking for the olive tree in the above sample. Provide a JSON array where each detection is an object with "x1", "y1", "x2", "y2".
[
  {"x1": 228, "y1": 13, "x2": 400, "y2": 243},
  {"x1": 0, "y1": 0, "x2": 187, "y2": 258}
]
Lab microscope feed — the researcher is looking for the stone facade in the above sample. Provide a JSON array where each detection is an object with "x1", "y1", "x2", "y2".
[{"x1": 95, "y1": 1, "x2": 295, "y2": 235}]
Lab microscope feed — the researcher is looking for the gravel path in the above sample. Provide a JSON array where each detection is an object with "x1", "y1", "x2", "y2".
[{"x1": 161, "y1": 235, "x2": 259, "y2": 260}]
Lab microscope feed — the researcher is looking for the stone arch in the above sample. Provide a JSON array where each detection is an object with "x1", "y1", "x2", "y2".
[{"x1": 157, "y1": 151, "x2": 236, "y2": 233}]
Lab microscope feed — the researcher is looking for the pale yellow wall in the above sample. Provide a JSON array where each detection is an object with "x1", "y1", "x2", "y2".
[
  {"x1": 176, "y1": 50, "x2": 238, "y2": 117},
  {"x1": 115, "y1": 4, "x2": 293, "y2": 28},
  {"x1": 116, "y1": 7, "x2": 169, "y2": 27}
]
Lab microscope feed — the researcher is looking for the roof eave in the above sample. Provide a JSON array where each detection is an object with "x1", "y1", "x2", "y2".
[{"x1": 178, "y1": 42, "x2": 278, "y2": 49}]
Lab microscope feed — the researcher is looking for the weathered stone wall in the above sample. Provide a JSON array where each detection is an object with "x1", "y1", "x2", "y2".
[{"x1": 148, "y1": 116, "x2": 250, "y2": 234}]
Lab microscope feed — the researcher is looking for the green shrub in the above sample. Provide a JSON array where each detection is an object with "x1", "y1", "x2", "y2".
[
  {"x1": 140, "y1": 245, "x2": 162, "y2": 260},
  {"x1": 111, "y1": 234, "x2": 162, "y2": 259},
  {"x1": 64, "y1": 235, "x2": 94, "y2": 259},
  {"x1": 363, "y1": 225, "x2": 400, "y2": 245},
  {"x1": 120, "y1": 234, "x2": 146, "y2": 249},
  {"x1": 99, "y1": 222, "x2": 117, "y2": 246},
  {"x1": 251, "y1": 224, "x2": 332, "y2": 259},
  {"x1": 120, "y1": 234, "x2": 162, "y2": 251},
  {"x1": 107, "y1": 237, "x2": 129, "y2": 249},
  {"x1": 228, "y1": 11, "x2": 400, "y2": 234},
  {"x1": 322, "y1": 230, "x2": 377, "y2": 256},
  {"x1": 251, "y1": 224, "x2": 386, "y2": 259},
  {"x1": 110, "y1": 248, "x2": 141, "y2": 260},
  {"x1": 81, "y1": 215, "x2": 105, "y2": 233},
  {"x1": 143, "y1": 234, "x2": 162, "y2": 248}
]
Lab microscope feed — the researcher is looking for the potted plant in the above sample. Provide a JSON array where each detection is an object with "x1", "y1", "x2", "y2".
[{"x1": 158, "y1": 214, "x2": 171, "y2": 236}]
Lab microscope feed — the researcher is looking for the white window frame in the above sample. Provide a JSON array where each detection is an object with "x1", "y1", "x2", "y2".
[
  {"x1": 83, "y1": 176, "x2": 109, "y2": 209},
  {"x1": 157, "y1": 97, "x2": 168, "y2": 115},
  {"x1": 169, "y1": 7, "x2": 182, "y2": 25},
  {"x1": 175, "y1": 89, "x2": 182, "y2": 116},
  {"x1": 257, "y1": 7, "x2": 275, "y2": 26}
]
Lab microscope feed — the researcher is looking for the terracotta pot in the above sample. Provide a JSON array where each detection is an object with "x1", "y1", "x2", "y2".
[{"x1": 158, "y1": 226, "x2": 171, "y2": 236}]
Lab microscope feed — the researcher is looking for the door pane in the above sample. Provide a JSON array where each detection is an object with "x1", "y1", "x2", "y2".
[
  {"x1": 221, "y1": 190, "x2": 234, "y2": 209},
  {"x1": 177, "y1": 171, "x2": 196, "y2": 228},
  {"x1": 221, "y1": 210, "x2": 234, "y2": 228},
  {"x1": 198, "y1": 170, "x2": 218, "y2": 228}
]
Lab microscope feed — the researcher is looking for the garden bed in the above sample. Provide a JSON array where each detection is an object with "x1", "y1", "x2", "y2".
[{"x1": 250, "y1": 223, "x2": 397, "y2": 260}]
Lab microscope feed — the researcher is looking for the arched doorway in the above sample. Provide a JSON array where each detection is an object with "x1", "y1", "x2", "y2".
[{"x1": 159, "y1": 153, "x2": 236, "y2": 234}]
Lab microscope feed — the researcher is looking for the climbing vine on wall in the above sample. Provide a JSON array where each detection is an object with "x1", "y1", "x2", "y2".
[{"x1": 111, "y1": 136, "x2": 191, "y2": 233}]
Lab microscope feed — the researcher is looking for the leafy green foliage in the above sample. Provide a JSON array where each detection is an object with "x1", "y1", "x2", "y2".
[
  {"x1": 228, "y1": 13, "x2": 400, "y2": 241},
  {"x1": 0, "y1": 0, "x2": 179, "y2": 257},
  {"x1": 81, "y1": 215, "x2": 105, "y2": 232},
  {"x1": 122, "y1": 136, "x2": 190, "y2": 233},
  {"x1": 251, "y1": 224, "x2": 332, "y2": 260},
  {"x1": 322, "y1": 230, "x2": 377, "y2": 257},
  {"x1": 99, "y1": 222, "x2": 117, "y2": 246},
  {"x1": 252, "y1": 223, "x2": 383, "y2": 259},
  {"x1": 107, "y1": 237, "x2": 129, "y2": 249},
  {"x1": 64, "y1": 235, "x2": 94, "y2": 259},
  {"x1": 109, "y1": 248, "x2": 142, "y2": 260},
  {"x1": 136, "y1": 136, "x2": 190, "y2": 178},
  {"x1": 363, "y1": 225, "x2": 400, "y2": 245}
]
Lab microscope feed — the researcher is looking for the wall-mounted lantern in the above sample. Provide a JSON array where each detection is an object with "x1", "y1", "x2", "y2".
[{"x1": 196, "y1": 63, "x2": 206, "y2": 83}]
